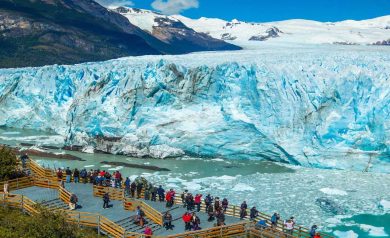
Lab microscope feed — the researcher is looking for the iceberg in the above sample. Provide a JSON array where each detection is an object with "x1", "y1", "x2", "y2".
[{"x1": 1, "y1": 46, "x2": 390, "y2": 172}]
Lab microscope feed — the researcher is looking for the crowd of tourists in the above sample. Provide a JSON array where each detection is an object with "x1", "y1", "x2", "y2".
[{"x1": 55, "y1": 166, "x2": 322, "y2": 238}]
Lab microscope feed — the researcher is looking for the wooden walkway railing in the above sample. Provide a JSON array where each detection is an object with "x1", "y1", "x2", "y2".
[
  {"x1": 0, "y1": 176, "x2": 33, "y2": 191},
  {"x1": 166, "y1": 221, "x2": 249, "y2": 238},
  {"x1": 93, "y1": 185, "x2": 124, "y2": 200},
  {"x1": 11, "y1": 158, "x2": 333, "y2": 238},
  {"x1": 59, "y1": 186, "x2": 71, "y2": 203},
  {"x1": 0, "y1": 192, "x2": 39, "y2": 215}
]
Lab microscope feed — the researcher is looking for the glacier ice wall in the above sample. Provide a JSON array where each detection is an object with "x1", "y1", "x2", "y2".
[{"x1": 1, "y1": 48, "x2": 389, "y2": 171}]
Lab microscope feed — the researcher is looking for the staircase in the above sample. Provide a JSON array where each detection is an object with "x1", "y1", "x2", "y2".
[
  {"x1": 41, "y1": 198, "x2": 69, "y2": 210},
  {"x1": 115, "y1": 216, "x2": 162, "y2": 234}
]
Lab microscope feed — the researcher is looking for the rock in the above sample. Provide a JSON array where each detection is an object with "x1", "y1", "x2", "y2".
[{"x1": 100, "y1": 161, "x2": 170, "y2": 171}]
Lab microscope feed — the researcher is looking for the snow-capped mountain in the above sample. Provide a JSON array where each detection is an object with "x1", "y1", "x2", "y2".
[
  {"x1": 113, "y1": 7, "x2": 241, "y2": 52},
  {"x1": 108, "y1": 6, "x2": 390, "y2": 47},
  {"x1": 173, "y1": 15, "x2": 390, "y2": 46}
]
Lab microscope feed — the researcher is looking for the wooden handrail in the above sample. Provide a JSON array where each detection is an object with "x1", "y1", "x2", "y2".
[
  {"x1": 93, "y1": 185, "x2": 124, "y2": 201},
  {"x1": 59, "y1": 186, "x2": 72, "y2": 203},
  {"x1": 165, "y1": 221, "x2": 249, "y2": 238},
  {"x1": 139, "y1": 200, "x2": 163, "y2": 226},
  {"x1": 0, "y1": 177, "x2": 33, "y2": 191}
]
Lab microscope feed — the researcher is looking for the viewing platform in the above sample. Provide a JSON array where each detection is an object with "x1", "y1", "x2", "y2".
[{"x1": 0, "y1": 158, "x2": 334, "y2": 238}]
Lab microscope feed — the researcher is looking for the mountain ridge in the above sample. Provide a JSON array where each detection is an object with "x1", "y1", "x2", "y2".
[{"x1": 0, "y1": 0, "x2": 240, "y2": 68}]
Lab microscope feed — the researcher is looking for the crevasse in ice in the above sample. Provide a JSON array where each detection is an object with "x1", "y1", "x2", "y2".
[{"x1": 1, "y1": 47, "x2": 389, "y2": 172}]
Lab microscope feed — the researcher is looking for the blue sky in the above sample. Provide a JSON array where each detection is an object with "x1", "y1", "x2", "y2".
[{"x1": 98, "y1": 0, "x2": 390, "y2": 22}]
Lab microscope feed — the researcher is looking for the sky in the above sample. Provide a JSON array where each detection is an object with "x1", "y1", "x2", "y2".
[{"x1": 96, "y1": 0, "x2": 390, "y2": 22}]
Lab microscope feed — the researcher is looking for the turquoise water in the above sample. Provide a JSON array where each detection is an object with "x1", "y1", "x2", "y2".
[{"x1": 330, "y1": 214, "x2": 390, "y2": 237}]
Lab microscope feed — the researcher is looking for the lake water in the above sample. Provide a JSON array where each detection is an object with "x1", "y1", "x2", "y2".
[{"x1": 1, "y1": 127, "x2": 389, "y2": 237}]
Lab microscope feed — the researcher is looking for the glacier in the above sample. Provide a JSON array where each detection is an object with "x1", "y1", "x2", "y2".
[{"x1": 1, "y1": 45, "x2": 390, "y2": 172}]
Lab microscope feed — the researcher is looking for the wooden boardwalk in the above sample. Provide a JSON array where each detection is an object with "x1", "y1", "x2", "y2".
[{"x1": 0, "y1": 158, "x2": 334, "y2": 238}]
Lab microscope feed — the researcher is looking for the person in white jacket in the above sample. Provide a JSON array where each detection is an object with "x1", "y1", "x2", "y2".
[{"x1": 284, "y1": 218, "x2": 295, "y2": 236}]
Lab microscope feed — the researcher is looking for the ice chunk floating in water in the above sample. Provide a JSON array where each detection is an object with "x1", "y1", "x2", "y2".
[{"x1": 1, "y1": 47, "x2": 390, "y2": 172}]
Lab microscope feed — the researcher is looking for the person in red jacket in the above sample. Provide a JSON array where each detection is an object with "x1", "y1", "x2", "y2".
[
  {"x1": 182, "y1": 212, "x2": 192, "y2": 231},
  {"x1": 166, "y1": 192, "x2": 173, "y2": 208},
  {"x1": 314, "y1": 233, "x2": 322, "y2": 238},
  {"x1": 194, "y1": 194, "x2": 202, "y2": 212},
  {"x1": 144, "y1": 226, "x2": 153, "y2": 238}
]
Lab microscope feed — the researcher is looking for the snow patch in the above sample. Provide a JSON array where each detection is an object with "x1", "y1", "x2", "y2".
[
  {"x1": 379, "y1": 199, "x2": 390, "y2": 211},
  {"x1": 360, "y1": 224, "x2": 387, "y2": 237},
  {"x1": 334, "y1": 230, "x2": 358, "y2": 238},
  {"x1": 232, "y1": 183, "x2": 255, "y2": 191},
  {"x1": 320, "y1": 188, "x2": 348, "y2": 196}
]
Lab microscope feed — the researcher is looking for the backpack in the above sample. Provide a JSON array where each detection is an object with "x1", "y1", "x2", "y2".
[{"x1": 140, "y1": 210, "x2": 145, "y2": 217}]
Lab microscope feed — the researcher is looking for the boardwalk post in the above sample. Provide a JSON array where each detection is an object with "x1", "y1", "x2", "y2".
[
  {"x1": 97, "y1": 215, "x2": 101, "y2": 236},
  {"x1": 78, "y1": 213, "x2": 81, "y2": 227},
  {"x1": 21, "y1": 195, "x2": 24, "y2": 213},
  {"x1": 233, "y1": 205, "x2": 236, "y2": 216}
]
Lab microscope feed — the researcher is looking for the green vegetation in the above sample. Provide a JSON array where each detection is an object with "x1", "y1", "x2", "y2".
[
  {"x1": 0, "y1": 206, "x2": 97, "y2": 238},
  {"x1": 0, "y1": 147, "x2": 20, "y2": 181}
]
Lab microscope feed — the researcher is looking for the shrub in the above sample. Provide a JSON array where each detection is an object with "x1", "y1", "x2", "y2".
[
  {"x1": 0, "y1": 206, "x2": 97, "y2": 238},
  {"x1": 0, "y1": 147, "x2": 20, "y2": 181}
]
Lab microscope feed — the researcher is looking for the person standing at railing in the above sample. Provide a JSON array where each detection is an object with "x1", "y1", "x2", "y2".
[
  {"x1": 114, "y1": 171, "x2": 122, "y2": 188},
  {"x1": 194, "y1": 194, "x2": 202, "y2": 212},
  {"x1": 182, "y1": 212, "x2": 192, "y2": 231},
  {"x1": 191, "y1": 212, "x2": 201, "y2": 231},
  {"x1": 73, "y1": 168, "x2": 80, "y2": 183},
  {"x1": 150, "y1": 185, "x2": 157, "y2": 201},
  {"x1": 240, "y1": 201, "x2": 248, "y2": 220},
  {"x1": 80, "y1": 168, "x2": 88, "y2": 184},
  {"x1": 56, "y1": 168, "x2": 63, "y2": 181},
  {"x1": 163, "y1": 211, "x2": 173, "y2": 230},
  {"x1": 214, "y1": 197, "x2": 221, "y2": 211},
  {"x1": 136, "y1": 182, "x2": 143, "y2": 199},
  {"x1": 103, "y1": 192, "x2": 110, "y2": 209},
  {"x1": 271, "y1": 213, "x2": 280, "y2": 229},
  {"x1": 20, "y1": 153, "x2": 28, "y2": 169},
  {"x1": 181, "y1": 190, "x2": 188, "y2": 208},
  {"x1": 204, "y1": 194, "x2": 213, "y2": 213},
  {"x1": 131, "y1": 181, "x2": 137, "y2": 198},
  {"x1": 157, "y1": 185, "x2": 165, "y2": 202},
  {"x1": 186, "y1": 193, "x2": 194, "y2": 211},
  {"x1": 144, "y1": 183, "x2": 151, "y2": 200},
  {"x1": 284, "y1": 218, "x2": 295, "y2": 236},
  {"x1": 65, "y1": 167, "x2": 72, "y2": 183},
  {"x1": 310, "y1": 225, "x2": 318, "y2": 238},
  {"x1": 250, "y1": 206, "x2": 259, "y2": 221},
  {"x1": 166, "y1": 191, "x2": 175, "y2": 208},
  {"x1": 124, "y1": 177, "x2": 131, "y2": 197},
  {"x1": 222, "y1": 198, "x2": 228, "y2": 212},
  {"x1": 207, "y1": 204, "x2": 214, "y2": 222}
]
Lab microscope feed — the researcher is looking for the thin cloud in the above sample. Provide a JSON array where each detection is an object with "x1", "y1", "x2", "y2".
[
  {"x1": 151, "y1": 0, "x2": 199, "y2": 15},
  {"x1": 95, "y1": 0, "x2": 134, "y2": 8}
]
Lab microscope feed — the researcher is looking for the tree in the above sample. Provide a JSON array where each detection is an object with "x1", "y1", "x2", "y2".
[{"x1": 0, "y1": 147, "x2": 20, "y2": 181}]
